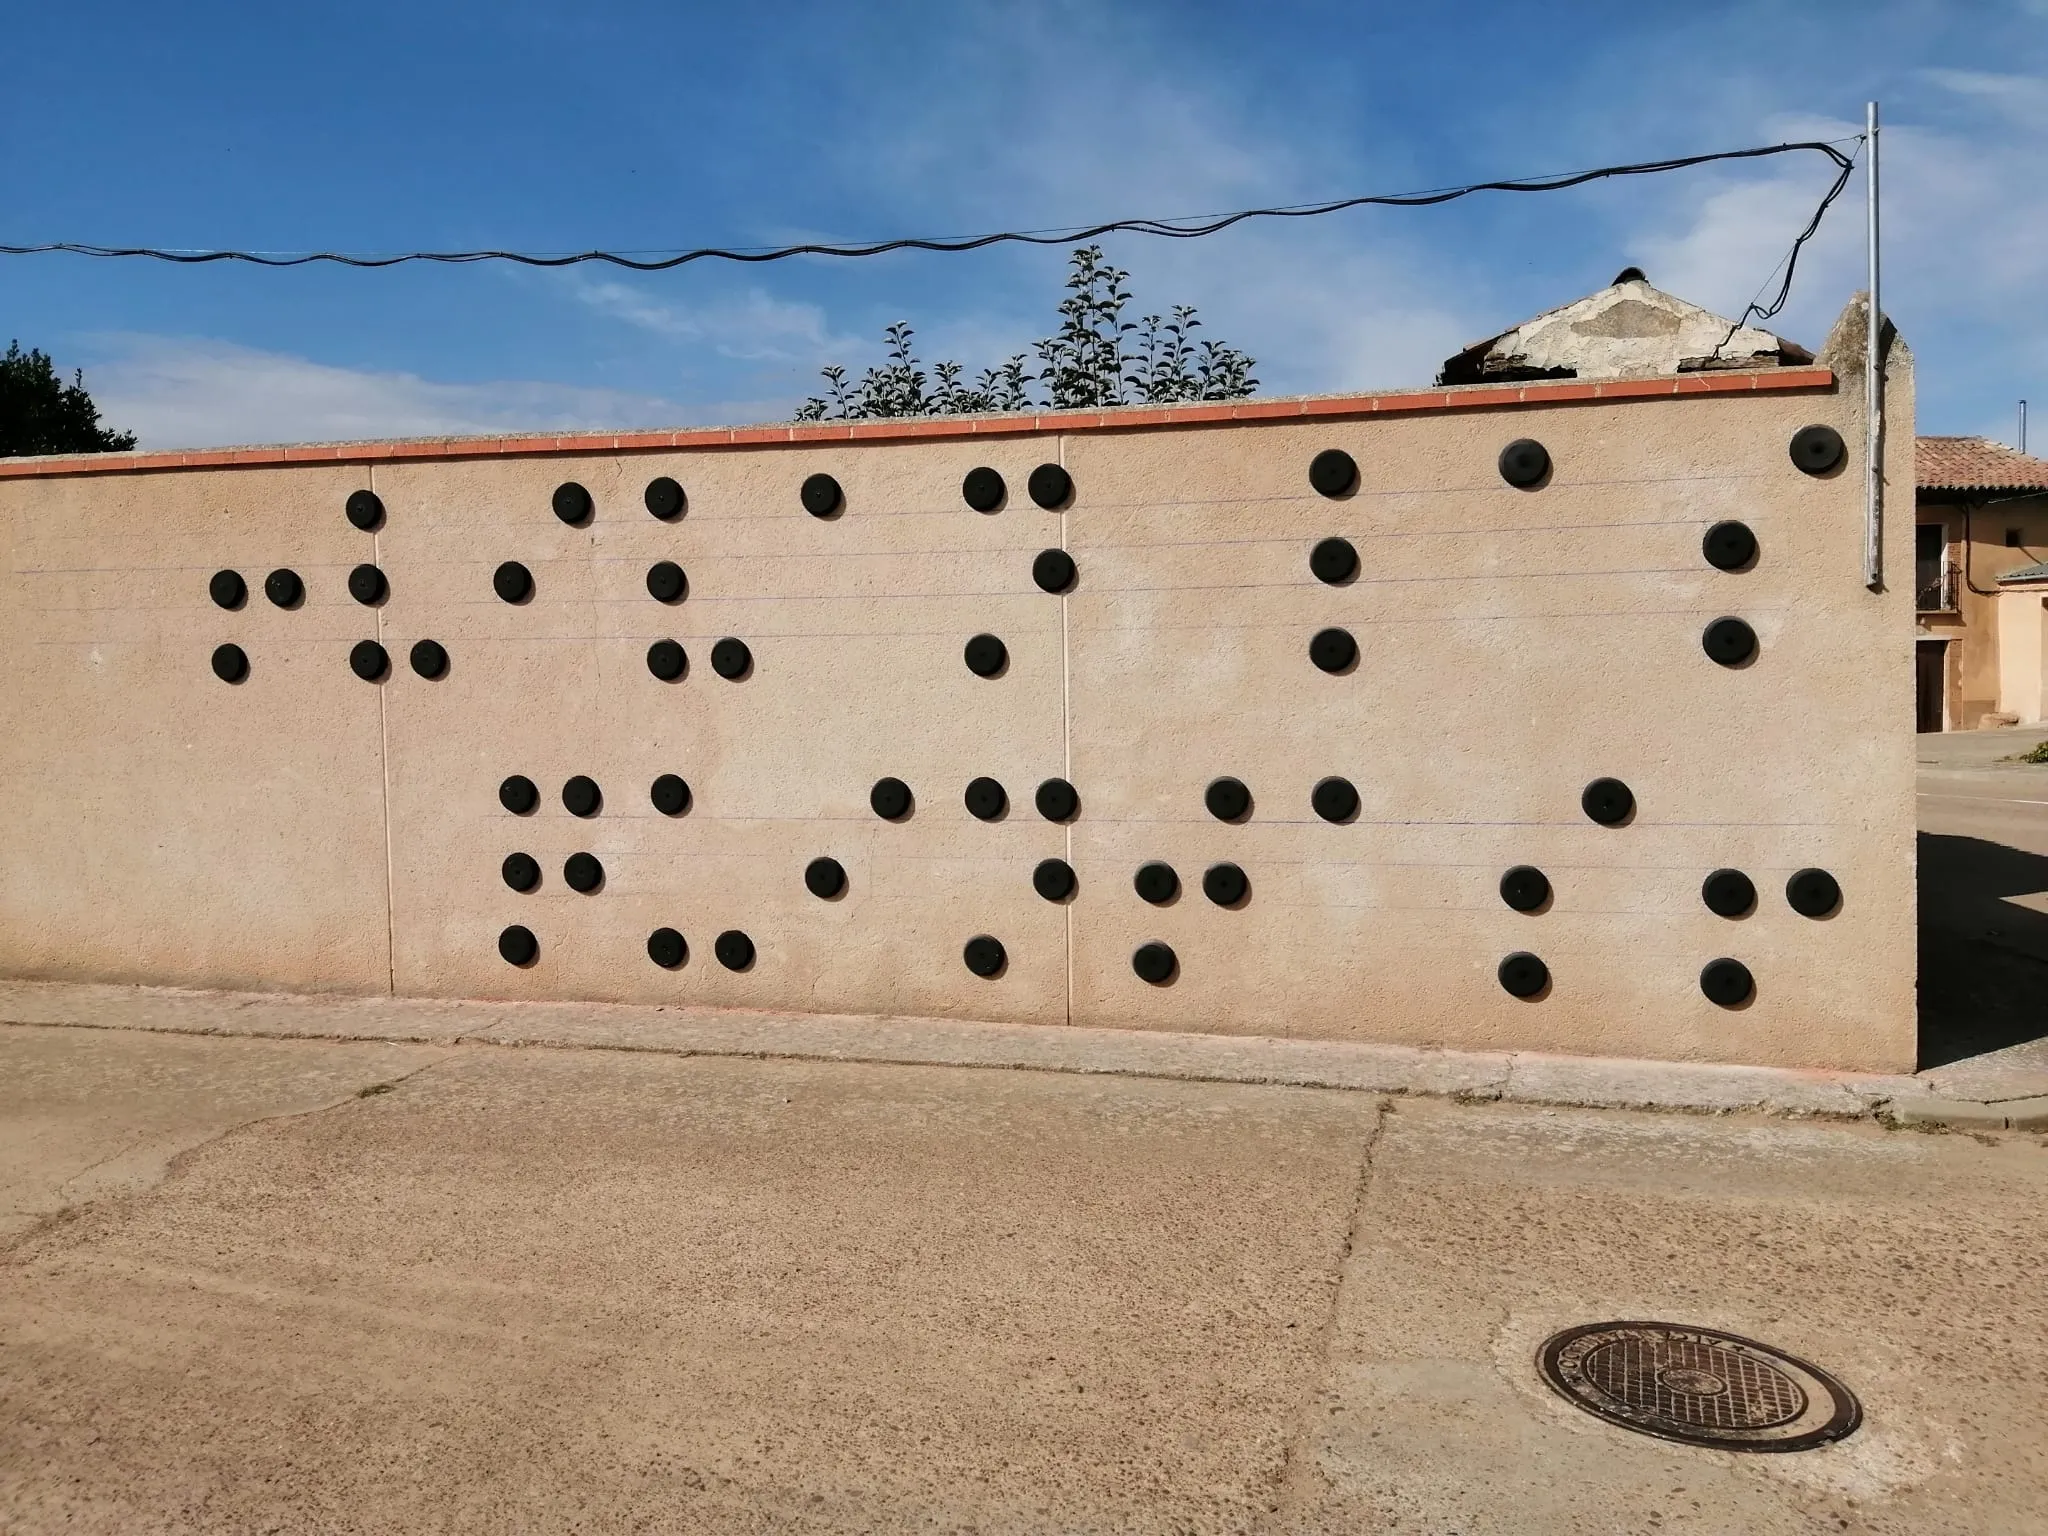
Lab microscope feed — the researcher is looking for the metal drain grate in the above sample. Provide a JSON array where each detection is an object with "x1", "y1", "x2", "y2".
[{"x1": 1537, "y1": 1322, "x2": 1861, "y2": 1452}]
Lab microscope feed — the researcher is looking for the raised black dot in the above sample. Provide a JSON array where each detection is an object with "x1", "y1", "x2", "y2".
[
  {"x1": 963, "y1": 633, "x2": 1007, "y2": 677},
  {"x1": 962, "y1": 467, "x2": 1005, "y2": 512},
  {"x1": 210, "y1": 643, "x2": 248, "y2": 684},
  {"x1": 209, "y1": 570, "x2": 246, "y2": 610},
  {"x1": 715, "y1": 929, "x2": 755, "y2": 970},
  {"x1": 501, "y1": 853, "x2": 540, "y2": 893},
  {"x1": 963, "y1": 934, "x2": 1006, "y2": 977},
  {"x1": 1581, "y1": 777, "x2": 1634, "y2": 826},
  {"x1": 1702, "y1": 616, "x2": 1757, "y2": 667},
  {"x1": 349, "y1": 640, "x2": 389, "y2": 682},
  {"x1": 650, "y1": 774, "x2": 691, "y2": 816},
  {"x1": 1134, "y1": 861, "x2": 1179, "y2": 904},
  {"x1": 805, "y1": 856, "x2": 846, "y2": 899},
  {"x1": 801, "y1": 473, "x2": 842, "y2": 517},
  {"x1": 1310, "y1": 627, "x2": 1357, "y2": 673},
  {"x1": 964, "y1": 776, "x2": 1007, "y2": 821},
  {"x1": 345, "y1": 489, "x2": 384, "y2": 531},
  {"x1": 1498, "y1": 438, "x2": 1550, "y2": 488},
  {"x1": 646, "y1": 561, "x2": 687, "y2": 603},
  {"x1": 1033, "y1": 858, "x2": 1076, "y2": 902},
  {"x1": 1790, "y1": 424, "x2": 1845, "y2": 475},
  {"x1": 562, "y1": 775, "x2": 602, "y2": 818},
  {"x1": 647, "y1": 927, "x2": 686, "y2": 968},
  {"x1": 1034, "y1": 778, "x2": 1079, "y2": 822},
  {"x1": 644, "y1": 476, "x2": 686, "y2": 520},
  {"x1": 347, "y1": 564, "x2": 387, "y2": 605},
  {"x1": 499, "y1": 775, "x2": 539, "y2": 815},
  {"x1": 870, "y1": 777, "x2": 913, "y2": 821},
  {"x1": 1205, "y1": 776, "x2": 1252, "y2": 823},
  {"x1": 1028, "y1": 463, "x2": 1072, "y2": 509},
  {"x1": 1310, "y1": 537, "x2": 1358, "y2": 585},
  {"x1": 552, "y1": 481, "x2": 593, "y2": 525},
  {"x1": 1309, "y1": 448, "x2": 1358, "y2": 498},
  {"x1": 1702, "y1": 869, "x2": 1756, "y2": 917},
  {"x1": 409, "y1": 639, "x2": 448, "y2": 679},
  {"x1": 498, "y1": 925, "x2": 538, "y2": 967},
  {"x1": 493, "y1": 561, "x2": 534, "y2": 604},
  {"x1": 1498, "y1": 951, "x2": 1548, "y2": 998},
  {"x1": 647, "y1": 640, "x2": 687, "y2": 681},
  {"x1": 1132, "y1": 941, "x2": 1177, "y2": 985},
  {"x1": 1032, "y1": 549, "x2": 1076, "y2": 593},
  {"x1": 1703, "y1": 520, "x2": 1758, "y2": 572},
  {"x1": 710, "y1": 637, "x2": 752, "y2": 679},
  {"x1": 265, "y1": 568, "x2": 303, "y2": 608},
  {"x1": 563, "y1": 852, "x2": 604, "y2": 893},
  {"x1": 1701, "y1": 957, "x2": 1754, "y2": 1006},
  {"x1": 1786, "y1": 868, "x2": 1841, "y2": 918},
  {"x1": 1202, "y1": 862, "x2": 1248, "y2": 907},
  {"x1": 1499, "y1": 866, "x2": 1550, "y2": 912},
  {"x1": 1312, "y1": 776, "x2": 1359, "y2": 823}
]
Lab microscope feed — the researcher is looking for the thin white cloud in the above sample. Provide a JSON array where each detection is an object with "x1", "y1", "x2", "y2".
[{"x1": 566, "y1": 279, "x2": 860, "y2": 363}]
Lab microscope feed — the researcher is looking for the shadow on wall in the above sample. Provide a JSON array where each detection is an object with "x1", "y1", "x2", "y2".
[{"x1": 1919, "y1": 831, "x2": 2048, "y2": 1069}]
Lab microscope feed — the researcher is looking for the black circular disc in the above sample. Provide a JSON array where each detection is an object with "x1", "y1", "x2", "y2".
[
  {"x1": 1032, "y1": 548, "x2": 1077, "y2": 593},
  {"x1": 349, "y1": 640, "x2": 389, "y2": 682},
  {"x1": 1312, "y1": 776, "x2": 1359, "y2": 823},
  {"x1": 710, "y1": 637, "x2": 752, "y2": 679},
  {"x1": 562, "y1": 775, "x2": 602, "y2": 818},
  {"x1": 1703, "y1": 869, "x2": 1757, "y2": 918},
  {"x1": 1034, "y1": 777, "x2": 1079, "y2": 822},
  {"x1": 800, "y1": 472, "x2": 842, "y2": 517},
  {"x1": 493, "y1": 561, "x2": 534, "y2": 603},
  {"x1": 1310, "y1": 536, "x2": 1359, "y2": 585},
  {"x1": 345, "y1": 488, "x2": 385, "y2": 531},
  {"x1": 265, "y1": 568, "x2": 303, "y2": 608},
  {"x1": 1027, "y1": 463, "x2": 1072, "y2": 509},
  {"x1": 1499, "y1": 951, "x2": 1549, "y2": 998},
  {"x1": 552, "y1": 481, "x2": 593, "y2": 525},
  {"x1": 347, "y1": 563, "x2": 387, "y2": 605},
  {"x1": 209, "y1": 569, "x2": 247, "y2": 610},
  {"x1": 964, "y1": 776, "x2": 1007, "y2": 821},
  {"x1": 1202, "y1": 862, "x2": 1249, "y2": 906},
  {"x1": 963, "y1": 934, "x2": 1006, "y2": 977},
  {"x1": 1132, "y1": 941, "x2": 1178, "y2": 985},
  {"x1": 805, "y1": 856, "x2": 846, "y2": 899},
  {"x1": 1786, "y1": 868, "x2": 1842, "y2": 918},
  {"x1": 870, "y1": 777, "x2": 913, "y2": 821},
  {"x1": 1134, "y1": 861, "x2": 1180, "y2": 904},
  {"x1": 1703, "y1": 616, "x2": 1757, "y2": 667},
  {"x1": 1581, "y1": 777, "x2": 1635, "y2": 825},
  {"x1": 1310, "y1": 627, "x2": 1357, "y2": 674},
  {"x1": 1309, "y1": 448, "x2": 1359, "y2": 498},
  {"x1": 1790, "y1": 424, "x2": 1845, "y2": 475},
  {"x1": 409, "y1": 638, "x2": 449, "y2": 679},
  {"x1": 498, "y1": 925, "x2": 538, "y2": 967},
  {"x1": 1500, "y1": 865, "x2": 1551, "y2": 912},
  {"x1": 210, "y1": 643, "x2": 248, "y2": 683},
  {"x1": 1205, "y1": 776, "x2": 1252, "y2": 822},
  {"x1": 646, "y1": 560, "x2": 687, "y2": 603},
  {"x1": 501, "y1": 852, "x2": 540, "y2": 893},
  {"x1": 647, "y1": 927, "x2": 686, "y2": 968},
  {"x1": 647, "y1": 639, "x2": 686, "y2": 681},
  {"x1": 714, "y1": 929, "x2": 755, "y2": 970},
  {"x1": 499, "y1": 775, "x2": 539, "y2": 815},
  {"x1": 1032, "y1": 858, "x2": 1076, "y2": 902},
  {"x1": 1701, "y1": 957, "x2": 1755, "y2": 1006},
  {"x1": 644, "y1": 476, "x2": 686, "y2": 520},
  {"x1": 1498, "y1": 438, "x2": 1551, "y2": 488},
  {"x1": 963, "y1": 633, "x2": 1007, "y2": 677},
  {"x1": 563, "y1": 852, "x2": 604, "y2": 893},
  {"x1": 650, "y1": 774, "x2": 691, "y2": 816},
  {"x1": 1703, "y1": 520, "x2": 1759, "y2": 572},
  {"x1": 962, "y1": 466, "x2": 1005, "y2": 512}
]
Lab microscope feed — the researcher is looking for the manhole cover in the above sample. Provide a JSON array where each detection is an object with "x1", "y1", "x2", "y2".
[{"x1": 1537, "y1": 1322, "x2": 1860, "y2": 1452}]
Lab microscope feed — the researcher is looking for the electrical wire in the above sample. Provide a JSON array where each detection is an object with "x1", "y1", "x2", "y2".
[{"x1": 1708, "y1": 137, "x2": 1861, "y2": 359}]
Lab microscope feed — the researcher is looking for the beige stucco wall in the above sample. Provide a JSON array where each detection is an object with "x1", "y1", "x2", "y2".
[
  {"x1": 0, "y1": 345, "x2": 1917, "y2": 1071},
  {"x1": 1919, "y1": 493, "x2": 2048, "y2": 726},
  {"x1": 1995, "y1": 588, "x2": 2048, "y2": 723}
]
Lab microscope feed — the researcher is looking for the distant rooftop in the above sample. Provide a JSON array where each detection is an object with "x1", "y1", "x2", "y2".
[{"x1": 1917, "y1": 436, "x2": 2048, "y2": 497}]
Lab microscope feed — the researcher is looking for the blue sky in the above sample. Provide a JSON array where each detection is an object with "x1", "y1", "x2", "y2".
[{"x1": 5, "y1": 0, "x2": 2043, "y2": 447}]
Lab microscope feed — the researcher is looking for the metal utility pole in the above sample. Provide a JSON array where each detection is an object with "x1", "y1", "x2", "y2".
[
  {"x1": 1864, "y1": 101, "x2": 1883, "y2": 591},
  {"x1": 2021, "y1": 400, "x2": 2029, "y2": 454}
]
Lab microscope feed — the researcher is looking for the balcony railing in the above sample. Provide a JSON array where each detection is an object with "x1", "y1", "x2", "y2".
[{"x1": 1916, "y1": 568, "x2": 1959, "y2": 613}]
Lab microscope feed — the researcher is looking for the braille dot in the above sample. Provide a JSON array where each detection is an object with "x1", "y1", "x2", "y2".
[
  {"x1": 1312, "y1": 776, "x2": 1359, "y2": 823},
  {"x1": 1202, "y1": 862, "x2": 1249, "y2": 907},
  {"x1": 210, "y1": 643, "x2": 248, "y2": 684},
  {"x1": 710, "y1": 637, "x2": 752, "y2": 679},
  {"x1": 1702, "y1": 869, "x2": 1756, "y2": 918},
  {"x1": 1786, "y1": 868, "x2": 1841, "y2": 918},
  {"x1": 963, "y1": 935, "x2": 1006, "y2": 977},
  {"x1": 562, "y1": 775, "x2": 602, "y2": 818},
  {"x1": 349, "y1": 640, "x2": 389, "y2": 682},
  {"x1": 1309, "y1": 448, "x2": 1358, "y2": 498},
  {"x1": 1132, "y1": 941, "x2": 1177, "y2": 985},
  {"x1": 1789, "y1": 424, "x2": 1845, "y2": 475},
  {"x1": 345, "y1": 489, "x2": 384, "y2": 531},
  {"x1": 493, "y1": 561, "x2": 534, "y2": 604},
  {"x1": 1701, "y1": 957, "x2": 1754, "y2": 1006},
  {"x1": 963, "y1": 633, "x2": 1007, "y2": 677},
  {"x1": 563, "y1": 852, "x2": 604, "y2": 893},
  {"x1": 1310, "y1": 537, "x2": 1358, "y2": 585},
  {"x1": 647, "y1": 640, "x2": 687, "y2": 681},
  {"x1": 1581, "y1": 777, "x2": 1634, "y2": 825},
  {"x1": 644, "y1": 476, "x2": 686, "y2": 520},
  {"x1": 409, "y1": 639, "x2": 449, "y2": 679},
  {"x1": 1499, "y1": 866, "x2": 1551, "y2": 912},
  {"x1": 499, "y1": 775, "x2": 539, "y2": 815},
  {"x1": 347, "y1": 564, "x2": 387, "y2": 605},
  {"x1": 1205, "y1": 776, "x2": 1252, "y2": 823},
  {"x1": 1028, "y1": 463, "x2": 1072, "y2": 509},
  {"x1": 646, "y1": 561, "x2": 687, "y2": 603},
  {"x1": 1309, "y1": 627, "x2": 1357, "y2": 673},
  {"x1": 501, "y1": 853, "x2": 540, "y2": 893},
  {"x1": 1034, "y1": 778, "x2": 1078, "y2": 822},
  {"x1": 805, "y1": 856, "x2": 846, "y2": 899},
  {"x1": 962, "y1": 466, "x2": 1005, "y2": 512},
  {"x1": 1032, "y1": 858, "x2": 1076, "y2": 902},
  {"x1": 498, "y1": 925, "x2": 538, "y2": 967},
  {"x1": 1703, "y1": 520, "x2": 1758, "y2": 572},
  {"x1": 1702, "y1": 616, "x2": 1757, "y2": 667},
  {"x1": 265, "y1": 568, "x2": 303, "y2": 608},
  {"x1": 1498, "y1": 438, "x2": 1551, "y2": 488},
  {"x1": 1134, "y1": 861, "x2": 1179, "y2": 904},
  {"x1": 647, "y1": 927, "x2": 686, "y2": 968},
  {"x1": 1498, "y1": 951, "x2": 1549, "y2": 998},
  {"x1": 1032, "y1": 549, "x2": 1076, "y2": 593},
  {"x1": 552, "y1": 481, "x2": 593, "y2": 525},
  {"x1": 715, "y1": 929, "x2": 755, "y2": 970},
  {"x1": 870, "y1": 777, "x2": 913, "y2": 821},
  {"x1": 209, "y1": 570, "x2": 246, "y2": 610},
  {"x1": 650, "y1": 774, "x2": 691, "y2": 816},
  {"x1": 964, "y1": 776, "x2": 1007, "y2": 821},
  {"x1": 801, "y1": 473, "x2": 842, "y2": 517}
]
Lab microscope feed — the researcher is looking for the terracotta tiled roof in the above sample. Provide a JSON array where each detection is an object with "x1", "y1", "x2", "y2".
[{"x1": 1917, "y1": 436, "x2": 2048, "y2": 494}]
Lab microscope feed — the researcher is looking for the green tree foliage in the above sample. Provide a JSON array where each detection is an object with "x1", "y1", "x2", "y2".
[
  {"x1": 797, "y1": 245, "x2": 1257, "y2": 421},
  {"x1": 0, "y1": 342, "x2": 136, "y2": 456}
]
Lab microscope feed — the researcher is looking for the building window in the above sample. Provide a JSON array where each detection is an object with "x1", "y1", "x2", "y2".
[
  {"x1": 1916, "y1": 524, "x2": 1956, "y2": 611},
  {"x1": 2008, "y1": 528, "x2": 2023, "y2": 547}
]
